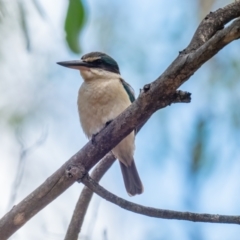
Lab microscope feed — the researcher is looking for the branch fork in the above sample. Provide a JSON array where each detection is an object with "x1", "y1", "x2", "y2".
[{"x1": 66, "y1": 165, "x2": 86, "y2": 181}]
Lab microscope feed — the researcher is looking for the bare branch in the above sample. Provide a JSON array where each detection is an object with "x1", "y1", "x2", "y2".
[
  {"x1": 0, "y1": 2, "x2": 239, "y2": 239},
  {"x1": 82, "y1": 174, "x2": 240, "y2": 225},
  {"x1": 185, "y1": 1, "x2": 240, "y2": 52},
  {"x1": 64, "y1": 152, "x2": 115, "y2": 240}
]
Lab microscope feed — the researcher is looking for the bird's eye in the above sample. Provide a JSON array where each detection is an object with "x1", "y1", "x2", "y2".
[{"x1": 94, "y1": 59, "x2": 102, "y2": 64}]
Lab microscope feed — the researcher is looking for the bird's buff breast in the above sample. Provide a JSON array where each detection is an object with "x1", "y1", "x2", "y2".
[{"x1": 78, "y1": 79, "x2": 131, "y2": 138}]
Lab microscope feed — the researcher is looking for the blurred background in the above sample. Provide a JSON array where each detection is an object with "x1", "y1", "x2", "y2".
[{"x1": 0, "y1": 0, "x2": 240, "y2": 239}]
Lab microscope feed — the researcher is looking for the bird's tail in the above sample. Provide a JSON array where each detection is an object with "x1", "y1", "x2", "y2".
[{"x1": 119, "y1": 160, "x2": 144, "y2": 196}]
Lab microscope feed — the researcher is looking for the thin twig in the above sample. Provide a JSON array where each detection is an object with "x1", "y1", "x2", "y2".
[{"x1": 82, "y1": 174, "x2": 240, "y2": 225}]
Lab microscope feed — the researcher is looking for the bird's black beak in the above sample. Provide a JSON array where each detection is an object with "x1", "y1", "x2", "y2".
[{"x1": 57, "y1": 60, "x2": 93, "y2": 70}]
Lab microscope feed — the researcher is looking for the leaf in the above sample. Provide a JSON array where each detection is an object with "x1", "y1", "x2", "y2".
[
  {"x1": 64, "y1": 0, "x2": 86, "y2": 54},
  {"x1": 8, "y1": 113, "x2": 26, "y2": 128},
  {"x1": 191, "y1": 118, "x2": 205, "y2": 174}
]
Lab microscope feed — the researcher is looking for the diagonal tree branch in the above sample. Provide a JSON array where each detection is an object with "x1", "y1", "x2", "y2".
[
  {"x1": 64, "y1": 152, "x2": 115, "y2": 240},
  {"x1": 81, "y1": 174, "x2": 240, "y2": 225},
  {"x1": 0, "y1": 2, "x2": 239, "y2": 239},
  {"x1": 64, "y1": 90, "x2": 191, "y2": 240},
  {"x1": 185, "y1": 1, "x2": 240, "y2": 52}
]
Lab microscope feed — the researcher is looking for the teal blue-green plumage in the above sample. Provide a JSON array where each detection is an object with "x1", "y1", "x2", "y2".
[{"x1": 120, "y1": 78, "x2": 135, "y2": 103}]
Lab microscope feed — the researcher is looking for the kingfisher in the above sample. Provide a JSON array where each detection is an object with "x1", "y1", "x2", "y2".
[{"x1": 57, "y1": 52, "x2": 143, "y2": 196}]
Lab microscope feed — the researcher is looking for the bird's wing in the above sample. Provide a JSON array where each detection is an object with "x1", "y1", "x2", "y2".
[
  {"x1": 120, "y1": 78, "x2": 147, "y2": 134},
  {"x1": 120, "y1": 78, "x2": 137, "y2": 134},
  {"x1": 120, "y1": 78, "x2": 135, "y2": 103}
]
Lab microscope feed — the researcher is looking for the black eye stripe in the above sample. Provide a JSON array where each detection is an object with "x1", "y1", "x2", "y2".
[
  {"x1": 94, "y1": 59, "x2": 102, "y2": 64},
  {"x1": 81, "y1": 53, "x2": 120, "y2": 74}
]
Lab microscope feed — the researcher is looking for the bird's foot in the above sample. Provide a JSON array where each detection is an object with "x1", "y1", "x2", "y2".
[
  {"x1": 91, "y1": 132, "x2": 99, "y2": 145},
  {"x1": 91, "y1": 120, "x2": 112, "y2": 145},
  {"x1": 105, "y1": 120, "x2": 112, "y2": 127}
]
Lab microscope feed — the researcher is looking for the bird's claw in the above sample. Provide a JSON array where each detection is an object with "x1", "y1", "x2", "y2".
[
  {"x1": 105, "y1": 120, "x2": 112, "y2": 127},
  {"x1": 91, "y1": 120, "x2": 112, "y2": 145},
  {"x1": 91, "y1": 132, "x2": 99, "y2": 144}
]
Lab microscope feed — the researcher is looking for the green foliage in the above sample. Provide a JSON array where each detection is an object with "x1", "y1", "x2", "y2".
[
  {"x1": 64, "y1": 0, "x2": 86, "y2": 54},
  {"x1": 8, "y1": 113, "x2": 26, "y2": 128},
  {"x1": 191, "y1": 118, "x2": 206, "y2": 174}
]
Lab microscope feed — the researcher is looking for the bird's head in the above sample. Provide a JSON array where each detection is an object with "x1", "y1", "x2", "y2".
[{"x1": 57, "y1": 52, "x2": 120, "y2": 81}]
